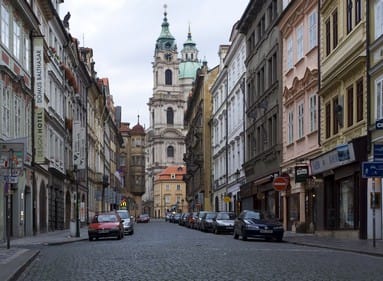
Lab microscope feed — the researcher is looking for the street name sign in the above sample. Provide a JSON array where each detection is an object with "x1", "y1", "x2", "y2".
[{"x1": 362, "y1": 162, "x2": 383, "y2": 178}]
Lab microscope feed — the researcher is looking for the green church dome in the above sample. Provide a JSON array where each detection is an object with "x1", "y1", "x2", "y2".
[{"x1": 179, "y1": 61, "x2": 201, "y2": 79}]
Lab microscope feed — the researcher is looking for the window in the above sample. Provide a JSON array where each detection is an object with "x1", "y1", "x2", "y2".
[
  {"x1": 167, "y1": 146, "x2": 174, "y2": 157},
  {"x1": 287, "y1": 36, "x2": 293, "y2": 69},
  {"x1": 375, "y1": 0, "x2": 383, "y2": 39},
  {"x1": 296, "y1": 24, "x2": 303, "y2": 60},
  {"x1": 288, "y1": 110, "x2": 294, "y2": 144},
  {"x1": 309, "y1": 11, "x2": 317, "y2": 49},
  {"x1": 166, "y1": 185, "x2": 170, "y2": 191},
  {"x1": 24, "y1": 37, "x2": 30, "y2": 71},
  {"x1": 339, "y1": 180, "x2": 354, "y2": 229},
  {"x1": 1, "y1": 5, "x2": 9, "y2": 48},
  {"x1": 309, "y1": 94, "x2": 317, "y2": 132},
  {"x1": 165, "y1": 69, "x2": 172, "y2": 85},
  {"x1": 376, "y1": 77, "x2": 383, "y2": 119},
  {"x1": 332, "y1": 10, "x2": 338, "y2": 49},
  {"x1": 347, "y1": 0, "x2": 353, "y2": 33},
  {"x1": 333, "y1": 97, "x2": 339, "y2": 134},
  {"x1": 325, "y1": 19, "x2": 331, "y2": 56},
  {"x1": 14, "y1": 96, "x2": 22, "y2": 136},
  {"x1": 355, "y1": 0, "x2": 361, "y2": 24},
  {"x1": 176, "y1": 184, "x2": 181, "y2": 191},
  {"x1": 1, "y1": 84, "x2": 10, "y2": 136},
  {"x1": 13, "y1": 20, "x2": 20, "y2": 59},
  {"x1": 325, "y1": 103, "x2": 331, "y2": 138},
  {"x1": 356, "y1": 78, "x2": 363, "y2": 122},
  {"x1": 347, "y1": 86, "x2": 354, "y2": 127},
  {"x1": 298, "y1": 102, "x2": 304, "y2": 138},
  {"x1": 166, "y1": 107, "x2": 174, "y2": 124}
]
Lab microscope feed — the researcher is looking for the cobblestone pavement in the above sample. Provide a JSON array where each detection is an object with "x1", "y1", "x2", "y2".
[{"x1": 0, "y1": 220, "x2": 380, "y2": 281}]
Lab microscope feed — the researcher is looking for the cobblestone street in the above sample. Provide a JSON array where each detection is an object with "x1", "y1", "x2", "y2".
[{"x1": 15, "y1": 221, "x2": 383, "y2": 281}]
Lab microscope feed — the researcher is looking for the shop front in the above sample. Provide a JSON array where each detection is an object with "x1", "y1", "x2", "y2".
[{"x1": 310, "y1": 138, "x2": 368, "y2": 239}]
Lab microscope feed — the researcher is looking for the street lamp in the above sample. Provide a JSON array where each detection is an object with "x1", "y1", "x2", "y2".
[{"x1": 181, "y1": 199, "x2": 184, "y2": 213}]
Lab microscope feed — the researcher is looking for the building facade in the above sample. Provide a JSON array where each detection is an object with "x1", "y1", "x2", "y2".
[
  {"x1": 238, "y1": 0, "x2": 284, "y2": 218},
  {"x1": 184, "y1": 63, "x2": 219, "y2": 211},
  {"x1": 278, "y1": 0, "x2": 321, "y2": 232},
  {"x1": 313, "y1": 0, "x2": 368, "y2": 239},
  {"x1": 145, "y1": 8, "x2": 201, "y2": 215},
  {"x1": 153, "y1": 165, "x2": 187, "y2": 218},
  {"x1": 211, "y1": 24, "x2": 246, "y2": 216}
]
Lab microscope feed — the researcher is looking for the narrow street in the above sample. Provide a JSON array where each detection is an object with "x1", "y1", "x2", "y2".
[{"x1": 17, "y1": 221, "x2": 383, "y2": 281}]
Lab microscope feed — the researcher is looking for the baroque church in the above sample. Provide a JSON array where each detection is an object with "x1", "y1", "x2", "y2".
[{"x1": 144, "y1": 8, "x2": 201, "y2": 214}]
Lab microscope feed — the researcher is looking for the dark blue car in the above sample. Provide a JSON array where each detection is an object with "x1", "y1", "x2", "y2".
[{"x1": 233, "y1": 210, "x2": 284, "y2": 242}]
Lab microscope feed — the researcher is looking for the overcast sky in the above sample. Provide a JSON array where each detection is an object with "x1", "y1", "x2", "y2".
[{"x1": 59, "y1": 0, "x2": 249, "y2": 128}]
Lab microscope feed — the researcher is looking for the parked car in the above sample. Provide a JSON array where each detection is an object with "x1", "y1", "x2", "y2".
[
  {"x1": 88, "y1": 212, "x2": 124, "y2": 241},
  {"x1": 233, "y1": 210, "x2": 284, "y2": 242},
  {"x1": 212, "y1": 212, "x2": 236, "y2": 234},
  {"x1": 200, "y1": 212, "x2": 216, "y2": 232},
  {"x1": 179, "y1": 213, "x2": 189, "y2": 226},
  {"x1": 116, "y1": 209, "x2": 134, "y2": 235},
  {"x1": 194, "y1": 211, "x2": 208, "y2": 230},
  {"x1": 165, "y1": 213, "x2": 172, "y2": 222},
  {"x1": 172, "y1": 213, "x2": 182, "y2": 224},
  {"x1": 136, "y1": 214, "x2": 150, "y2": 223},
  {"x1": 187, "y1": 212, "x2": 198, "y2": 228}
]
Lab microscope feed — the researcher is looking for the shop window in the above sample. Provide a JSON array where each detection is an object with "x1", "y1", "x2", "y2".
[{"x1": 339, "y1": 180, "x2": 354, "y2": 229}]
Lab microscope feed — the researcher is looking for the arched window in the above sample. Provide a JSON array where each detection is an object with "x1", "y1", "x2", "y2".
[
  {"x1": 165, "y1": 69, "x2": 172, "y2": 85},
  {"x1": 167, "y1": 146, "x2": 174, "y2": 157},
  {"x1": 166, "y1": 107, "x2": 174, "y2": 124}
]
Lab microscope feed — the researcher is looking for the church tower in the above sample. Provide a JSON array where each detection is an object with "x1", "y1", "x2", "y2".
[{"x1": 144, "y1": 6, "x2": 201, "y2": 212}]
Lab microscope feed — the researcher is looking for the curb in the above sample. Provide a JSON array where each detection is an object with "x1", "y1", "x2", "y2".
[
  {"x1": 6, "y1": 249, "x2": 40, "y2": 281},
  {"x1": 285, "y1": 240, "x2": 383, "y2": 258}
]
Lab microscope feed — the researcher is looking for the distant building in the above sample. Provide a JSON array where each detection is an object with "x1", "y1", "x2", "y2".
[
  {"x1": 145, "y1": 7, "x2": 201, "y2": 214},
  {"x1": 154, "y1": 165, "x2": 187, "y2": 218}
]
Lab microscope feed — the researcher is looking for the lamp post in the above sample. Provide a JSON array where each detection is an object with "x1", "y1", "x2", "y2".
[
  {"x1": 181, "y1": 199, "x2": 184, "y2": 213},
  {"x1": 74, "y1": 165, "x2": 80, "y2": 237}
]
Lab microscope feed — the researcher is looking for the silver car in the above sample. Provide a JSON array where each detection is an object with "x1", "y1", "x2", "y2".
[{"x1": 117, "y1": 210, "x2": 134, "y2": 235}]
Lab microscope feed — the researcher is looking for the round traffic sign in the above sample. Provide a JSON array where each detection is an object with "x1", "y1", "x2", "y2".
[{"x1": 273, "y1": 176, "x2": 288, "y2": 191}]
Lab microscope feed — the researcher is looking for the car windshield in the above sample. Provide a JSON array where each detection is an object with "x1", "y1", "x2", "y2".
[
  {"x1": 218, "y1": 213, "x2": 235, "y2": 220},
  {"x1": 206, "y1": 213, "x2": 216, "y2": 219},
  {"x1": 244, "y1": 211, "x2": 271, "y2": 220},
  {"x1": 94, "y1": 214, "x2": 118, "y2": 223},
  {"x1": 117, "y1": 211, "x2": 130, "y2": 219}
]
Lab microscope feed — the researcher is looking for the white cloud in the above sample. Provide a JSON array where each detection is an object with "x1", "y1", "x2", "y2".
[{"x1": 60, "y1": 0, "x2": 249, "y2": 127}]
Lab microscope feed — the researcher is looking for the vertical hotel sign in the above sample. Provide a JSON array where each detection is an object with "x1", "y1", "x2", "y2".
[{"x1": 34, "y1": 37, "x2": 45, "y2": 163}]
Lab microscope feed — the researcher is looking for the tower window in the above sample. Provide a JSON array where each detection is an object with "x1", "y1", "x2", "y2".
[
  {"x1": 167, "y1": 107, "x2": 174, "y2": 124},
  {"x1": 165, "y1": 69, "x2": 172, "y2": 85},
  {"x1": 167, "y1": 146, "x2": 174, "y2": 157}
]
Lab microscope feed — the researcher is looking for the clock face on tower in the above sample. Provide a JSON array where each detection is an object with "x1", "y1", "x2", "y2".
[{"x1": 165, "y1": 42, "x2": 171, "y2": 49}]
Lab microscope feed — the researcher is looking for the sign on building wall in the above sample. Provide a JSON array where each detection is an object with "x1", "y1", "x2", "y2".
[
  {"x1": 33, "y1": 37, "x2": 44, "y2": 107},
  {"x1": 34, "y1": 107, "x2": 45, "y2": 163},
  {"x1": 73, "y1": 121, "x2": 86, "y2": 169}
]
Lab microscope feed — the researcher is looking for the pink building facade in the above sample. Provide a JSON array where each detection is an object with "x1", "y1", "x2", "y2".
[{"x1": 278, "y1": 0, "x2": 321, "y2": 232}]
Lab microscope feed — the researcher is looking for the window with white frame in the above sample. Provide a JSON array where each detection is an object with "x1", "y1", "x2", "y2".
[
  {"x1": 1, "y1": 5, "x2": 9, "y2": 48},
  {"x1": 14, "y1": 96, "x2": 22, "y2": 136},
  {"x1": 309, "y1": 94, "x2": 317, "y2": 132},
  {"x1": 309, "y1": 10, "x2": 318, "y2": 49},
  {"x1": 288, "y1": 110, "x2": 294, "y2": 144},
  {"x1": 377, "y1": 76, "x2": 383, "y2": 119},
  {"x1": 24, "y1": 36, "x2": 30, "y2": 71},
  {"x1": 287, "y1": 36, "x2": 293, "y2": 69},
  {"x1": 376, "y1": 0, "x2": 383, "y2": 39},
  {"x1": 296, "y1": 24, "x2": 303, "y2": 60},
  {"x1": 1, "y1": 84, "x2": 10, "y2": 136},
  {"x1": 13, "y1": 20, "x2": 20, "y2": 59},
  {"x1": 298, "y1": 102, "x2": 304, "y2": 138}
]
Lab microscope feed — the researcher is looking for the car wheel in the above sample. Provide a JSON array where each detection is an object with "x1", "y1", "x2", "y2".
[
  {"x1": 88, "y1": 236, "x2": 93, "y2": 241},
  {"x1": 233, "y1": 229, "x2": 239, "y2": 239},
  {"x1": 276, "y1": 235, "x2": 283, "y2": 242}
]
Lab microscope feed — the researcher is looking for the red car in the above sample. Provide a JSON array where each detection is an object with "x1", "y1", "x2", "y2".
[
  {"x1": 88, "y1": 212, "x2": 124, "y2": 241},
  {"x1": 136, "y1": 214, "x2": 150, "y2": 223}
]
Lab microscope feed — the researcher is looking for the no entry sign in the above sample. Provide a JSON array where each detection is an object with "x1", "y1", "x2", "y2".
[{"x1": 273, "y1": 176, "x2": 289, "y2": 191}]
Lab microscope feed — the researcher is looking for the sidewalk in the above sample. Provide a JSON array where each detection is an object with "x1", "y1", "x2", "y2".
[
  {"x1": 0, "y1": 229, "x2": 382, "y2": 281},
  {"x1": 0, "y1": 228, "x2": 88, "y2": 281}
]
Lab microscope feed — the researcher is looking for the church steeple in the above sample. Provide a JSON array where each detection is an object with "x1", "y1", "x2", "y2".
[{"x1": 155, "y1": 4, "x2": 176, "y2": 52}]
